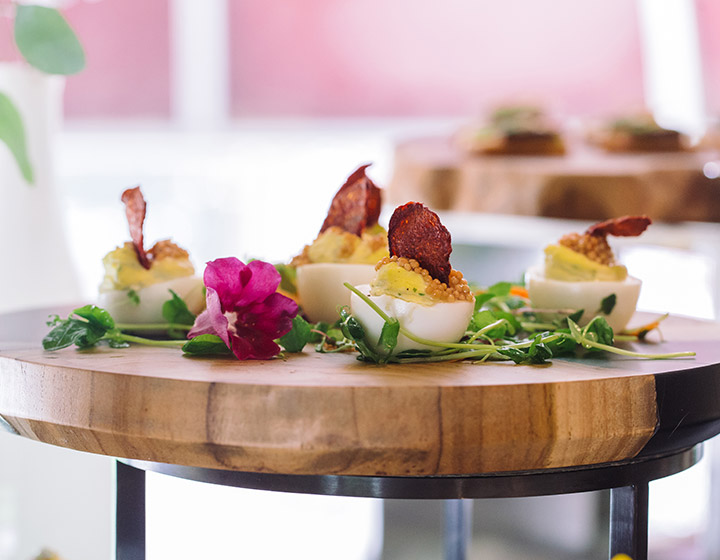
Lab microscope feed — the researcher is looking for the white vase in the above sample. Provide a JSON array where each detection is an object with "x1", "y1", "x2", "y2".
[
  {"x1": 0, "y1": 63, "x2": 80, "y2": 313},
  {"x1": 0, "y1": 66, "x2": 110, "y2": 560}
]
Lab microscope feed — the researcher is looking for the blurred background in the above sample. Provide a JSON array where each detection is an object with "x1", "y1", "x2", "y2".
[{"x1": 2, "y1": 0, "x2": 720, "y2": 558}]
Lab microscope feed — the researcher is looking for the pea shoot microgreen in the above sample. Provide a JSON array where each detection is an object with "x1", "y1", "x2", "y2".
[
  {"x1": 41, "y1": 281, "x2": 696, "y2": 366},
  {"x1": 43, "y1": 304, "x2": 187, "y2": 351},
  {"x1": 334, "y1": 282, "x2": 695, "y2": 365}
]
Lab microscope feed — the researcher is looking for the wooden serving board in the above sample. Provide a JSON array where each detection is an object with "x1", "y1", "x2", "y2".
[
  {"x1": 389, "y1": 136, "x2": 720, "y2": 222},
  {"x1": 1, "y1": 308, "x2": 718, "y2": 477}
]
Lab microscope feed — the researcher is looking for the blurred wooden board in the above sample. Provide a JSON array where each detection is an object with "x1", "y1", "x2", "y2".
[
  {"x1": 0, "y1": 308, "x2": 718, "y2": 477},
  {"x1": 389, "y1": 136, "x2": 720, "y2": 222}
]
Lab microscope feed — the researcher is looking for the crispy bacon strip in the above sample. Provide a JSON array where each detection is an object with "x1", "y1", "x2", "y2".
[
  {"x1": 587, "y1": 215, "x2": 652, "y2": 238},
  {"x1": 388, "y1": 202, "x2": 452, "y2": 284},
  {"x1": 121, "y1": 186, "x2": 151, "y2": 269},
  {"x1": 320, "y1": 164, "x2": 382, "y2": 236}
]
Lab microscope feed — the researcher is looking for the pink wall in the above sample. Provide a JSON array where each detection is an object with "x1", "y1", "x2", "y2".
[
  {"x1": 63, "y1": 0, "x2": 170, "y2": 118},
  {"x1": 696, "y1": 0, "x2": 720, "y2": 116},
  {"x1": 2, "y1": 1, "x2": 650, "y2": 119},
  {"x1": 228, "y1": 0, "x2": 646, "y2": 118}
]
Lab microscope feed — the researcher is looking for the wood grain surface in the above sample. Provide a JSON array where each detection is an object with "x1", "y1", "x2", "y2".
[
  {"x1": 389, "y1": 136, "x2": 720, "y2": 222},
  {"x1": 0, "y1": 309, "x2": 716, "y2": 477}
]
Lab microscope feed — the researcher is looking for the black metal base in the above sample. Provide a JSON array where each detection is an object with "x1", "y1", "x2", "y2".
[
  {"x1": 116, "y1": 445, "x2": 702, "y2": 560},
  {"x1": 610, "y1": 483, "x2": 649, "y2": 559},
  {"x1": 116, "y1": 461, "x2": 146, "y2": 560}
]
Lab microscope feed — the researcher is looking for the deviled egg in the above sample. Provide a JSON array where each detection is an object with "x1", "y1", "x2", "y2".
[
  {"x1": 349, "y1": 202, "x2": 475, "y2": 353},
  {"x1": 97, "y1": 186, "x2": 204, "y2": 325},
  {"x1": 98, "y1": 240, "x2": 205, "y2": 324},
  {"x1": 291, "y1": 165, "x2": 388, "y2": 323},
  {"x1": 526, "y1": 216, "x2": 650, "y2": 332},
  {"x1": 350, "y1": 256, "x2": 475, "y2": 352}
]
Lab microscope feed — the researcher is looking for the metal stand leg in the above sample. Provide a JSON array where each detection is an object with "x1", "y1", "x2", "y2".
[
  {"x1": 609, "y1": 483, "x2": 649, "y2": 560},
  {"x1": 116, "y1": 461, "x2": 146, "y2": 560},
  {"x1": 444, "y1": 499, "x2": 473, "y2": 560}
]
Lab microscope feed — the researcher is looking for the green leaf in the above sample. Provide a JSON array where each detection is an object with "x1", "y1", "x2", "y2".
[
  {"x1": 277, "y1": 315, "x2": 312, "y2": 353},
  {"x1": 162, "y1": 290, "x2": 197, "y2": 326},
  {"x1": 338, "y1": 308, "x2": 384, "y2": 363},
  {"x1": 527, "y1": 336, "x2": 552, "y2": 363},
  {"x1": 545, "y1": 334, "x2": 577, "y2": 356},
  {"x1": 14, "y1": 5, "x2": 85, "y2": 75},
  {"x1": 308, "y1": 321, "x2": 330, "y2": 344},
  {"x1": 568, "y1": 317, "x2": 614, "y2": 352},
  {"x1": 474, "y1": 283, "x2": 512, "y2": 311},
  {"x1": 42, "y1": 305, "x2": 115, "y2": 350},
  {"x1": 584, "y1": 317, "x2": 614, "y2": 346},
  {"x1": 471, "y1": 310, "x2": 507, "y2": 338},
  {"x1": 503, "y1": 296, "x2": 527, "y2": 310},
  {"x1": 73, "y1": 304, "x2": 116, "y2": 331},
  {"x1": 378, "y1": 319, "x2": 400, "y2": 356},
  {"x1": 42, "y1": 306, "x2": 111, "y2": 350},
  {"x1": 339, "y1": 308, "x2": 366, "y2": 341},
  {"x1": 487, "y1": 281, "x2": 512, "y2": 296},
  {"x1": 600, "y1": 294, "x2": 617, "y2": 315},
  {"x1": 43, "y1": 318, "x2": 92, "y2": 350},
  {"x1": 493, "y1": 310, "x2": 521, "y2": 335},
  {"x1": 182, "y1": 334, "x2": 232, "y2": 356},
  {"x1": 566, "y1": 309, "x2": 584, "y2": 326},
  {"x1": 473, "y1": 292, "x2": 495, "y2": 311},
  {"x1": 498, "y1": 336, "x2": 552, "y2": 365},
  {"x1": 70, "y1": 305, "x2": 115, "y2": 348},
  {"x1": 127, "y1": 290, "x2": 140, "y2": 306},
  {"x1": 0, "y1": 92, "x2": 33, "y2": 183},
  {"x1": 567, "y1": 319, "x2": 584, "y2": 344},
  {"x1": 497, "y1": 347, "x2": 528, "y2": 364}
]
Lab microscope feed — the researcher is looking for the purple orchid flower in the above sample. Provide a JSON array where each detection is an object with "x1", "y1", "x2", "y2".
[{"x1": 188, "y1": 257, "x2": 298, "y2": 360}]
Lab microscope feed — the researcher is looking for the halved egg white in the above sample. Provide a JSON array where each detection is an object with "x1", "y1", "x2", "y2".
[
  {"x1": 296, "y1": 263, "x2": 376, "y2": 323},
  {"x1": 350, "y1": 284, "x2": 475, "y2": 353},
  {"x1": 525, "y1": 266, "x2": 641, "y2": 332},
  {"x1": 97, "y1": 276, "x2": 205, "y2": 325}
]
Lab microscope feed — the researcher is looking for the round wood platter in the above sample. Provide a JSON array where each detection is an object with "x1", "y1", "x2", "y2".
[
  {"x1": 389, "y1": 136, "x2": 720, "y2": 222},
  {"x1": 1, "y1": 308, "x2": 719, "y2": 477}
]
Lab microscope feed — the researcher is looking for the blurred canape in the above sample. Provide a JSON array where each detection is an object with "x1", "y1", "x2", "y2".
[
  {"x1": 456, "y1": 105, "x2": 566, "y2": 156},
  {"x1": 587, "y1": 113, "x2": 690, "y2": 152}
]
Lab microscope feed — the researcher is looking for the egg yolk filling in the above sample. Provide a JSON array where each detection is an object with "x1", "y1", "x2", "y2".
[
  {"x1": 100, "y1": 241, "x2": 196, "y2": 292},
  {"x1": 294, "y1": 226, "x2": 389, "y2": 265},
  {"x1": 543, "y1": 245, "x2": 628, "y2": 282},
  {"x1": 370, "y1": 257, "x2": 474, "y2": 305}
]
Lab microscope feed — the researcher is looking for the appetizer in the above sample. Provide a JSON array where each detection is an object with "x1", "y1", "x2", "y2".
[
  {"x1": 350, "y1": 202, "x2": 475, "y2": 352},
  {"x1": 589, "y1": 113, "x2": 687, "y2": 152},
  {"x1": 97, "y1": 187, "x2": 205, "y2": 324},
  {"x1": 525, "y1": 215, "x2": 651, "y2": 331},
  {"x1": 458, "y1": 105, "x2": 566, "y2": 156},
  {"x1": 292, "y1": 165, "x2": 389, "y2": 323}
]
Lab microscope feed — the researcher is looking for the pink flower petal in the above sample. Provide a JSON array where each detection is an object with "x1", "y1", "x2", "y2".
[
  {"x1": 233, "y1": 260, "x2": 282, "y2": 307},
  {"x1": 188, "y1": 256, "x2": 300, "y2": 360},
  {"x1": 229, "y1": 328, "x2": 281, "y2": 360},
  {"x1": 202, "y1": 257, "x2": 248, "y2": 311},
  {"x1": 188, "y1": 287, "x2": 230, "y2": 348},
  {"x1": 243, "y1": 293, "x2": 298, "y2": 338}
]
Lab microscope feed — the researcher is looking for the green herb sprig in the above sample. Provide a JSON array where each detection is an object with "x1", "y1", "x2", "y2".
[
  {"x1": 43, "y1": 305, "x2": 187, "y2": 351},
  {"x1": 339, "y1": 282, "x2": 695, "y2": 365},
  {"x1": 44, "y1": 290, "x2": 200, "y2": 352}
]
